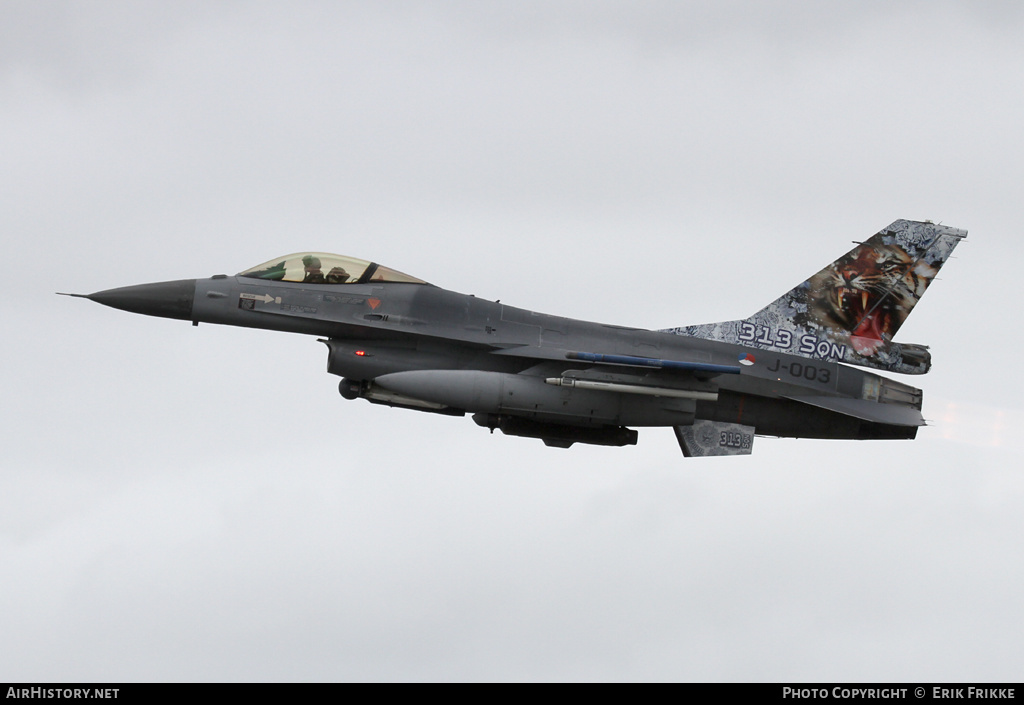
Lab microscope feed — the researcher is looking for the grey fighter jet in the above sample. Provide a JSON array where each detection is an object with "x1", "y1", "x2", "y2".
[{"x1": 64, "y1": 220, "x2": 966, "y2": 456}]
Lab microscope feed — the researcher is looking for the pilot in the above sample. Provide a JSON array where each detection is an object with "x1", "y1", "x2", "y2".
[
  {"x1": 326, "y1": 266, "x2": 350, "y2": 284},
  {"x1": 302, "y1": 255, "x2": 325, "y2": 284}
]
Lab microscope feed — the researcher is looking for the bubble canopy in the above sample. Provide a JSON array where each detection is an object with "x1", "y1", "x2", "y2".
[{"x1": 237, "y1": 253, "x2": 427, "y2": 286}]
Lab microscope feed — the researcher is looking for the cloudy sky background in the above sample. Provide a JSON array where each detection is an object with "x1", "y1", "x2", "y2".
[{"x1": 2, "y1": 1, "x2": 1022, "y2": 681}]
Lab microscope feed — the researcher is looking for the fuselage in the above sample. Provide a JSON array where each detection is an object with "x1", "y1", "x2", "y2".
[
  {"x1": 85, "y1": 272, "x2": 920, "y2": 442},
  {"x1": 74, "y1": 219, "x2": 966, "y2": 453}
]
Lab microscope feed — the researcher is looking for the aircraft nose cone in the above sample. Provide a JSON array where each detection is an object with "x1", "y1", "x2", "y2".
[{"x1": 87, "y1": 279, "x2": 197, "y2": 320}]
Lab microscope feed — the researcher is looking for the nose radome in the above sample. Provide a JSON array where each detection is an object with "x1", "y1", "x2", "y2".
[{"x1": 86, "y1": 279, "x2": 197, "y2": 321}]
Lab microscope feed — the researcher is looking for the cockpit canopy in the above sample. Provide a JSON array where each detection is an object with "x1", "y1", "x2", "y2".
[{"x1": 238, "y1": 253, "x2": 427, "y2": 286}]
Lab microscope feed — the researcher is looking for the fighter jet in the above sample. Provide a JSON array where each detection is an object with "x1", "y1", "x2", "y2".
[{"x1": 64, "y1": 219, "x2": 966, "y2": 456}]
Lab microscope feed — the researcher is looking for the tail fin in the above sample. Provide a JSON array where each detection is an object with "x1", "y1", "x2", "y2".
[{"x1": 662, "y1": 220, "x2": 967, "y2": 374}]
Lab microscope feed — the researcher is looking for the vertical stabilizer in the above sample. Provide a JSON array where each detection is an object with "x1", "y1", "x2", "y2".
[{"x1": 661, "y1": 220, "x2": 967, "y2": 374}]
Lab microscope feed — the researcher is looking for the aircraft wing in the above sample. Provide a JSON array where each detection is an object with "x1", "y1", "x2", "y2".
[
  {"x1": 492, "y1": 345, "x2": 924, "y2": 427},
  {"x1": 488, "y1": 346, "x2": 734, "y2": 404},
  {"x1": 489, "y1": 345, "x2": 741, "y2": 375}
]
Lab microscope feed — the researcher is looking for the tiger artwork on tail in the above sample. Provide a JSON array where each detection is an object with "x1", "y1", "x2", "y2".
[
  {"x1": 660, "y1": 219, "x2": 967, "y2": 375},
  {"x1": 806, "y1": 242, "x2": 938, "y2": 358}
]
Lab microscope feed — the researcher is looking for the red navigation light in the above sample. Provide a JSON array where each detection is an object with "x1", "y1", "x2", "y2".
[{"x1": 354, "y1": 350, "x2": 366, "y2": 356}]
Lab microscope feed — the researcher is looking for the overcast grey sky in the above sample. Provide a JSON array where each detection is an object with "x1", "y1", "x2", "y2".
[{"x1": 2, "y1": 1, "x2": 1023, "y2": 681}]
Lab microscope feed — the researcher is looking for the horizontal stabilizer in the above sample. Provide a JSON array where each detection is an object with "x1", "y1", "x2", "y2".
[
  {"x1": 784, "y1": 395, "x2": 924, "y2": 426},
  {"x1": 674, "y1": 420, "x2": 755, "y2": 457}
]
